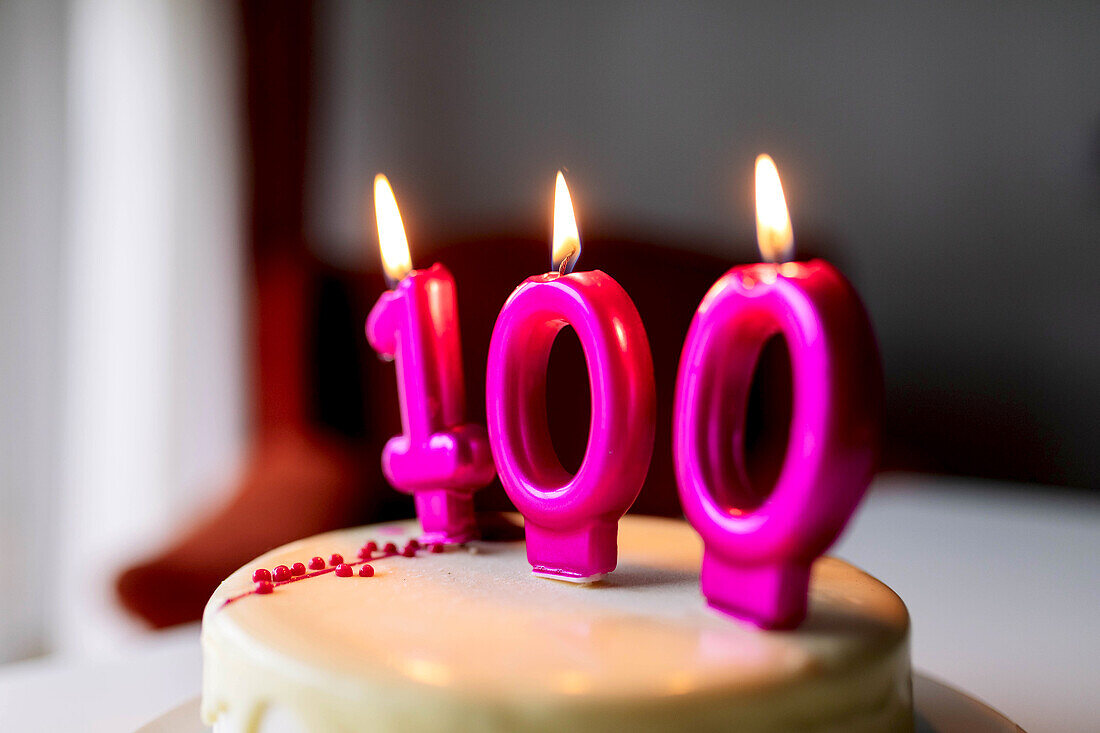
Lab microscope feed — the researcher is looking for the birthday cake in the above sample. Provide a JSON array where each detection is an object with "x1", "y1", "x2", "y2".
[
  {"x1": 202, "y1": 164, "x2": 907, "y2": 731},
  {"x1": 201, "y1": 513, "x2": 912, "y2": 732}
]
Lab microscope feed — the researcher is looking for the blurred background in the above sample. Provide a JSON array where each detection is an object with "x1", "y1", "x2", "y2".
[{"x1": 0, "y1": 0, "x2": 1097, "y2": 701}]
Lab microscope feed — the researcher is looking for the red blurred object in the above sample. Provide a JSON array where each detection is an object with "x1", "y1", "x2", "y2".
[
  {"x1": 117, "y1": 1, "x2": 365, "y2": 628},
  {"x1": 115, "y1": 1, "x2": 740, "y2": 629}
]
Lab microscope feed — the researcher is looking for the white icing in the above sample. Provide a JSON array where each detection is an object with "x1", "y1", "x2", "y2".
[
  {"x1": 212, "y1": 705, "x2": 302, "y2": 733},
  {"x1": 202, "y1": 515, "x2": 912, "y2": 732}
]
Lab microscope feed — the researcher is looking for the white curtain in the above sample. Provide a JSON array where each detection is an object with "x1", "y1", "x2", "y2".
[
  {"x1": 0, "y1": 0, "x2": 67, "y2": 663},
  {"x1": 0, "y1": 0, "x2": 245, "y2": 662}
]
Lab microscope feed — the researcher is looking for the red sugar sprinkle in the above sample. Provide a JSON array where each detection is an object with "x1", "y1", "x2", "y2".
[
  {"x1": 255, "y1": 580, "x2": 274, "y2": 594},
  {"x1": 383, "y1": 542, "x2": 398, "y2": 555},
  {"x1": 402, "y1": 544, "x2": 416, "y2": 557},
  {"x1": 329, "y1": 553, "x2": 344, "y2": 566},
  {"x1": 359, "y1": 564, "x2": 374, "y2": 577},
  {"x1": 308, "y1": 556, "x2": 325, "y2": 570},
  {"x1": 430, "y1": 543, "x2": 444, "y2": 554},
  {"x1": 252, "y1": 568, "x2": 271, "y2": 583},
  {"x1": 334, "y1": 563, "x2": 353, "y2": 577},
  {"x1": 291, "y1": 562, "x2": 306, "y2": 576},
  {"x1": 273, "y1": 565, "x2": 292, "y2": 582}
]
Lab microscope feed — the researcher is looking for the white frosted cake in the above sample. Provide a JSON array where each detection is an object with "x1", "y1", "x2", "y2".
[{"x1": 201, "y1": 514, "x2": 912, "y2": 732}]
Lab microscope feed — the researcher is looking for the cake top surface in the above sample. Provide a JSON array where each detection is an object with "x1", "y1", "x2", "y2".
[{"x1": 202, "y1": 513, "x2": 908, "y2": 703}]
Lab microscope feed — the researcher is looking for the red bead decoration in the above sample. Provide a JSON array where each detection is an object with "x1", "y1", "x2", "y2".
[
  {"x1": 359, "y1": 564, "x2": 375, "y2": 577},
  {"x1": 365, "y1": 540, "x2": 378, "y2": 553},
  {"x1": 407, "y1": 539, "x2": 420, "y2": 550},
  {"x1": 273, "y1": 565, "x2": 291, "y2": 582},
  {"x1": 402, "y1": 543, "x2": 416, "y2": 557},
  {"x1": 329, "y1": 553, "x2": 344, "y2": 566},
  {"x1": 383, "y1": 542, "x2": 398, "y2": 555},
  {"x1": 430, "y1": 543, "x2": 444, "y2": 554},
  {"x1": 252, "y1": 568, "x2": 271, "y2": 583},
  {"x1": 255, "y1": 580, "x2": 274, "y2": 594},
  {"x1": 309, "y1": 556, "x2": 325, "y2": 570},
  {"x1": 334, "y1": 563, "x2": 353, "y2": 577},
  {"x1": 291, "y1": 562, "x2": 306, "y2": 576},
  {"x1": 358, "y1": 545, "x2": 373, "y2": 559}
]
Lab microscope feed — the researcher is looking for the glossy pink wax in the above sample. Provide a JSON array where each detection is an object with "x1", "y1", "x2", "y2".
[
  {"x1": 487, "y1": 270, "x2": 656, "y2": 581},
  {"x1": 673, "y1": 260, "x2": 881, "y2": 629},
  {"x1": 366, "y1": 263, "x2": 496, "y2": 543}
]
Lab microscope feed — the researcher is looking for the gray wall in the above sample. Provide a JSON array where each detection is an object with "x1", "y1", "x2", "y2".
[{"x1": 308, "y1": 1, "x2": 1100, "y2": 488}]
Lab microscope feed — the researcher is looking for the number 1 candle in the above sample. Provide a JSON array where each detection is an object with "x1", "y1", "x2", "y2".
[
  {"x1": 486, "y1": 172, "x2": 656, "y2": 582},
  {"x1": 365, "y1": 175, "x2": 495, "y2": 544},
  {"x1": 673, "y1": 156, "x2": 882, "y2": 629}
]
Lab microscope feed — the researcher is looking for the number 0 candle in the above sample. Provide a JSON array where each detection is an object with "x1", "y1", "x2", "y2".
[
  {"x1": 365, "y1": 175, "x2": 495, "y2": 544},
  {"x1": 673, "y1": 156, "x2": 882, "y2": 629},
  {"x1": 486, "y1": 172, "x2": 656, "y2": 582}
]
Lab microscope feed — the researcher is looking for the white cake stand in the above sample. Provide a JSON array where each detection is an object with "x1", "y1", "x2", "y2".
[{"x1": 136, "y1": 672, "x2": 1023, "y2": 733}]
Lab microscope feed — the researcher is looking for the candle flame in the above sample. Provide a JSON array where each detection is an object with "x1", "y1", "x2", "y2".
[
  {"x1": 754, "y1": 155, "x2": 794, "y2": 263},
  {"x1": 374, "y1": 174, "x2": 412, "y2": 282},
  {"x1": 552, "y1": 171, "x2": 581, "y2": 274}
]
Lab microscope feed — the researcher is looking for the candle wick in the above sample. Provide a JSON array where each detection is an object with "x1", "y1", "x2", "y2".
[{"x1": 557, "y1": 245, "x2": 577, "y2": 276}]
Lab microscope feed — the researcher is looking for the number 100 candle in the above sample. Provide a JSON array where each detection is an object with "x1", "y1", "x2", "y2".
[
  {"x1": 674, "y1": 156, "x2": 882, "y2": 629},
  {"x1": 486, "y1": 173, "x2": 656, "y2": 582}
]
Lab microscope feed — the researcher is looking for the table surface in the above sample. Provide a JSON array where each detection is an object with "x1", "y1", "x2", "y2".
[{"x1": 1, "y1": 472, "x2": 1096, "y2": 733}]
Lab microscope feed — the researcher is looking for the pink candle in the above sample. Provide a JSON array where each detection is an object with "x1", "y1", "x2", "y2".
[
  {"x1": 486, "y1": 173, "x2": 656, "y2": 582},
  {"x1": 365, "y1": 175, "x2": 495, "y2": 544},
  {"x1": 673, "y1": 156, "x2": 882, "y2": 629}
]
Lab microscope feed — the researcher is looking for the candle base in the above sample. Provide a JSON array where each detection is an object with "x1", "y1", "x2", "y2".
[
  {"x1": 524, "y1": 520, "x2": 618, "y2": 582},
  {"x1": 531, "y1": 569, "x2": 606, "y2": 584},
  {"x1": 700, "y1": 552, "x2": 810, "y2": 630},
  {"x1": 413, "y1": 489, "x2": 480, "y2": 545}
]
